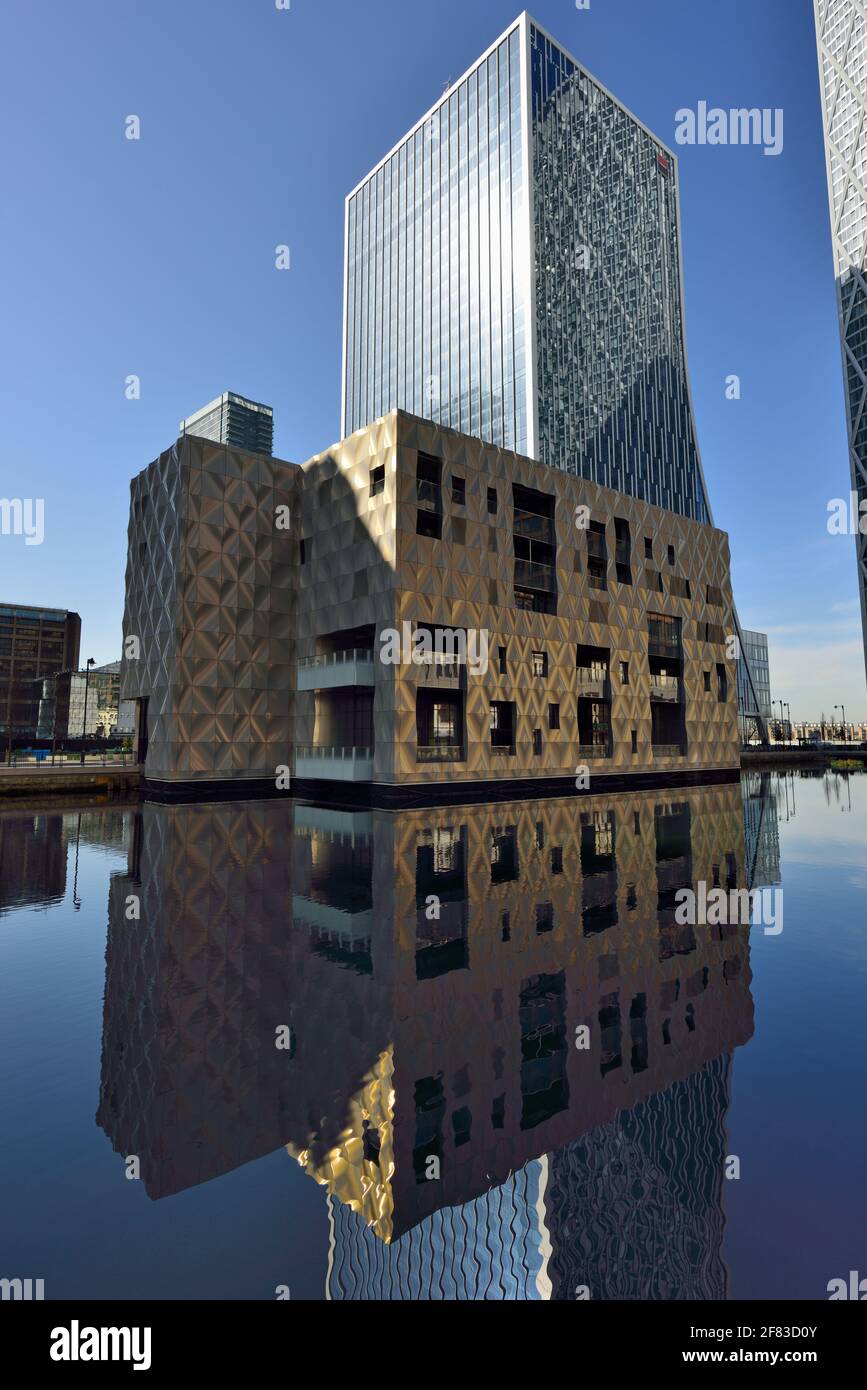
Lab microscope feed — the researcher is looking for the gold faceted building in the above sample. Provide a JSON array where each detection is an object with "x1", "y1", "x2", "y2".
[{"x1": 121, "y1": 410, "x2": 739, "y2": 797}]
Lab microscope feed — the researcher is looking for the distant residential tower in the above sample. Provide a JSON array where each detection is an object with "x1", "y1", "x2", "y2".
[{"x1": 180, "y1": 391, "x2": 274, "y2": 455}]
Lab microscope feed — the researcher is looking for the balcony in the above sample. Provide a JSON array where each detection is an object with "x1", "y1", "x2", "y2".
[
  {"x1": 411, "y1": 656, "x2": 463, "y2": 688},
  {"x1": 576, "y1": 665, "x2": 609, "y2": 698},
  {"x1": 297, "y1": 649, "x2": 376, "y2": 692},
  {"x1": 652, "y1": 743, "x2": 685, "y2": 758},
  {"x1": 417, "y1": 744, "x2": 464, "y2": 763},
  {"x1": 514, "y1": 558, "x2": 555, "y2": 593},
  {"x1": 294, "y1": 745, "x2": 373, "y2": 781},
  {"x1": 578, "y1": 742, "x2": 611, "y2": 760},
  {"x1": 649, "y1": 674, "x2": 681, "y2": 703}
]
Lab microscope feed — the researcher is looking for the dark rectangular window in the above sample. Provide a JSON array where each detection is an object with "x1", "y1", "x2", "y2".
[
  {"x1": 451, "y1": 475, "x2": 466, "y2": 505},
  {"x1": 704, "y1": 670, "x2": 711, "y2": 693},
  {"x1": 532, "y1": 649, "x2": 548, "y2": 678},
  {"x1": 417, "y1": 510, "x2": 441, "y2": 539},
  {"x1": 551, "y1": 846, "x2": 563, "y2": 874},
  {"x1": 644, "y1": 537, "x2": 654, "y2": 560},
  {"x1": 716, "y1": 663, "x2": 728, "y2": 702},
  {"x1": 498, "y1": 645, "x2": 507, "y2": 676},
  {"x1": 299, "y1": 538, "x2": 308, "y2": 564},
  {"x1": 370, "y1": 465, "x2": 385, "y2": 497},
  {"x1": 548, "y1": 702, "x2": 560, "y2": 730},
  {"x1": 533, "y1": 727, "x2": 542, "y2": 756},
  {"x1": 620, "y1": 660, "x2": 629, "y2": 685},
  {"x1": 631, "y1": 729, "x2": 638, "y2": 754},
  {"x1": 667, "y1": 544, "x2": 676, "y2": 567},
  {"x1": 487, "y1": 486, "x2": 498, "y2": 515}
]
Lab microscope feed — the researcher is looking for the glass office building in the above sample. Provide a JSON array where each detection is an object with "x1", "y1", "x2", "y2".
[
  {"x1": 343, "y1": 13, "x2": 707, "y2": 522},
  {"x1": 815, "y1": 0, "x2": 867, "y2": 680},
  {"x1": 180, "y1": 392, "x2": 274, "y2": 456},
  {"x1": 0, "y1": 603, "x2": 81, "y2": 741},
  {"x1": 736, "y1": 630, "x2": 772, "y2": 744}
]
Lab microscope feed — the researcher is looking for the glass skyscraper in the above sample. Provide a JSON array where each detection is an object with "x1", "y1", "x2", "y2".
[
  {"x1": 815, "y1": 0, "x2": 867, "y2": 680},
  {"x1": 342, "y1": 11, "x2": 769, "y2": 733},
  {"x1": 179, "y1": 391, "x2": 274, "y2": 455},
  {"x1": 343, "y1": 12, "x2": 708, "y2": 522}
]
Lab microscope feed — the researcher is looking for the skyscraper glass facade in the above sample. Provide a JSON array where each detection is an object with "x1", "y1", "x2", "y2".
[
  {"x1": 343, "y1": 23, "x2": 528, "y2": 454},
  {"x1": 530, "y1": 25, "x2": 707, "y2": 520},
  {"x1": 343, "y1": 14, "x2": 708, "y2": 523},
  {"x1": 815, "y1": 0, "x2": 867, "y2": 679}
]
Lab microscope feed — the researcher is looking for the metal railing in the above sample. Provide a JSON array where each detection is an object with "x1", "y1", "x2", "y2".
[
  {"x1": 297, "y1": 649, "x2": 374, "y2": 668},
  {"x1": 417, "y1": 744, "x2": 463, "y2": 763},
  {"x1": 650, "y1": 675, "x2": 680, "y2": 701},
  {"x1": 294, "y1": 746, "x2": 372, "y2": 761},
  {"x1": 5, "y1": 751, "x2": 134, "y2": 768}
]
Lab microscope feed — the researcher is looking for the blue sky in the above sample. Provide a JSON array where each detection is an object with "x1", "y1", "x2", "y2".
[{"x1": 1, "y1": 0, "x2": 864, "y2": 721}]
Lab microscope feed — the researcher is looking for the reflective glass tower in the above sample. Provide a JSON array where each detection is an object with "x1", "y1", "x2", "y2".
[
  {"x1": 815, "y1": 0, "x2": 867, "y2": 680},
  {"x1": 342, "y1": 11, "x2": 766, "y2": 731},
  {"x1": 343, "y1": 13, "x2": 707, "y2": 522}
]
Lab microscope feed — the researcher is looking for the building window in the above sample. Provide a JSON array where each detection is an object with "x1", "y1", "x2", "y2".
[
  {"x1": 634, "y1": 811, "x2": 641, "y2": 836},
  {"x1": 370, "y1": 465, "x2": 385, "y2": 497},
  {"x1": 620, "y1": 660, "x2": 629, "y2": 685},
  {"x1": 631, "y1": 729, "x2": 638, "y2": 754},
  {"x1": 667, "y1": 544, "x2": 676, "y2": 567},
  {"x1": 299, "y1": 538, "x2": 308, "y2": 564},
  {"x1": 488, "y1": 526, "x2": 497, "y2": 552},
  {"x1": 533, "y1": 727, "x2": 543, "y2": 756},
  {"x1": 548, "y1": 702, "x2": 560, "y2": 730},
  {"x1": 498, "y1": 645, "x2": 507, "y2": 676},
  {"x1": 587, "y1": 520, "x2": 608, "y2": 590},
  {"x1": 416, "y1": 452, "x2": 442, "y2": 539},
  {"x1": 451, "y1": 476, "x2": 466, "y2": 506},
  {"x1": 644, "y1": 537, "x2": 653, "y2": 560},
  {"x1": 450, "y1": 517, "x2": 466, "y2": 545},
  {"x1": 551, "y1": 846, "x2": 563, "y2": 874},
  {"x1": 417, "y1": 510, "x2": 441, "y2": 539},
  {"x1": 706, "y1": 584, "x2": 723, "y2": 606},
  {"x1": 532, "y1": 649, "x2": 548, "y2": 678},
  {"x1": 490, "y1": 701, "x2": 516, "y2": 754},
  {"x1": 716, "y1": 663, "x2": 728, "y2": 702},
  {"x1": 535, "y1": 820, "x2": 545, "y2": 849},
  {"x1": 704, "y1": 670, "x2": 711, "y2": 693},
  {"x1": 487, "y1": 486, "x2": 498, "y2": 515}
]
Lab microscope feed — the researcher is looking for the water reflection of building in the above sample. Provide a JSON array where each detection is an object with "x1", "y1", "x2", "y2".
[
  {"x1": 741, "y1": 771, "x2": 781, "y2": 888},
  {"x1": 0, "y1": 813, "x2": 68, "y2": 912},
  {"x1": 97, "y1": 784, "x2": 754, "y2": 1297}
]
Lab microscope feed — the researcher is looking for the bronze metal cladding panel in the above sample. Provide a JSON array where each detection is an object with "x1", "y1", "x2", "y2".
[{"x1": 294, "y1": 410, "x2": 740, "y2": 785}]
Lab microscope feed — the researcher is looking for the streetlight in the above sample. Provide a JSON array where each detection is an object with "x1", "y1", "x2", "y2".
[
  {"x1": 784, "y1": 702, "x2": 791, "y2": 745},
  {"x1": 80, "y1": 658, "x2": 95, "y2": 765},
  {"x1": 834, "y1": 704, "x2": 847, "y2": 744}
]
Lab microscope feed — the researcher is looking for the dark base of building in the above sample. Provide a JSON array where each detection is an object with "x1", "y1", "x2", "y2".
[{"x1": 141, "y1": 766, "x2": 740, "y2": 809}]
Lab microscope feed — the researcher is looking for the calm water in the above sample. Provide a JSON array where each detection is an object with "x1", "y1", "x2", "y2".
[{"x1": 0, "y1": 770, "x2": 864, "y2": 1301}]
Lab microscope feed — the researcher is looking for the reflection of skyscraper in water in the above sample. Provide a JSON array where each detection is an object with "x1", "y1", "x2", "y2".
[
  {"x1": 741, "y1": 771, "x2": 781, "y2": 889},
  {"x1": 289, "y1": 787, "x2": 754, "y2": 1300},
  {"x1": 95, "y1": 784, "x2": 758, "y2": 1297}
]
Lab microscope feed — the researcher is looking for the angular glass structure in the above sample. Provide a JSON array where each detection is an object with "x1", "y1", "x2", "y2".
[
  {"x1": 343, "y1": 13, "x2": 707, "y2": 522},
  {"x1": 815, "y1": 0, "x2": 867, "y2": 679}
]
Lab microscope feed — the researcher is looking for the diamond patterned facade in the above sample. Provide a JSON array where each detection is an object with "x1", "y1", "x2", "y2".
[
  {"x1": 120, "y1": 434, "x2": 297, "y2": 785},
  {"x1": 95, "y1": 785, "x2": 752, "y2": 1277},
  {"x1": 815, "y1": 0, "x2": 867, "y2": 678},
  {"x1": 121, "y1": 411, "x2": 740, "y2": 790}
]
